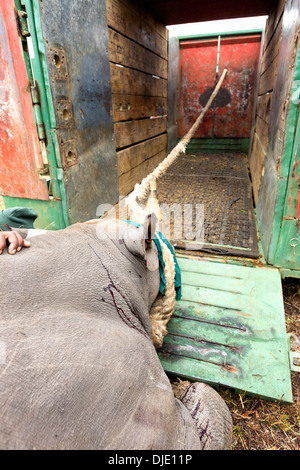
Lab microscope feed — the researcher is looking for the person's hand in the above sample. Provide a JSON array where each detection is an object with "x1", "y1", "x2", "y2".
[{"x1": 0, "y1": 231, "x2": 31, "y2": 255}]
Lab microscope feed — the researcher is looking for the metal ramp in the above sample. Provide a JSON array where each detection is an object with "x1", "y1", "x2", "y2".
[{"x1": 158, "y1": 256, "x2": 293, "y2": 403}]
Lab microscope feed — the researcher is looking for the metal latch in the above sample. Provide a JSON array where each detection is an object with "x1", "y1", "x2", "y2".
[
  {"x1": 37, "y1": 141, "x2": 50, "y2": 178},
  {"x1": 289, "y1": 218, "x2": 300, "y2": 255},
  {"x1": 17, "y1": 10, "x2": 30, "y2": 38},
  {"x1": 290, "y1": 350, "x2": 300, "y2": 372},
  {"x1": 288, "y1": 333, "x2": 300, "y2": 373}
]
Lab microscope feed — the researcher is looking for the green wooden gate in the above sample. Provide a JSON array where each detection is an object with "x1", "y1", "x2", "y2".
[
  {"x1": 257, "y1": 29, "x2": 300, "y2": 278},
  {"x1": 159, "y1": 256, "x2": 295, "y2": 403}
]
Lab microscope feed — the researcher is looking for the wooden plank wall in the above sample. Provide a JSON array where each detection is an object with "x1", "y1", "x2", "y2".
[
  {"x1": 106, "y1": 0, "x2": 168, "y2": 196},
  {"x1": 249, "y1": 0, "x2": 286, "y2": 202}
]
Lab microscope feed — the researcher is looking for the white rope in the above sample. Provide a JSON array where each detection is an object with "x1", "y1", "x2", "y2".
[
  {"x1": 149, "y1": 237, "x2": 176, "y2": 348},
  {"x1": 124, "y1": 69, "x2": 228, "y2": 346},
  {"x1": 125, "y1": 68, "x2": 228, "y2": 219}
]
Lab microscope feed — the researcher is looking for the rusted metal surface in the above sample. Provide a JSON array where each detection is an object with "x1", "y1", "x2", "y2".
[
  {"x1": 48, "y1": 46, "x2": 69, "y2": 81},
  {"x1": 0, "y1": 0, "x2": 48, "y2": 200},
  {"x1": 179, "y1": 34, "x2": 261, "y2": 139},
  {"x1": 37, "y1": 0, "x2": 119, "y2": 224}
]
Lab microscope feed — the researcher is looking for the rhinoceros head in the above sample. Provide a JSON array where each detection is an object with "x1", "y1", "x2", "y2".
[{"x1": 95, "y1": 214, "x2": 161, "y2": 311}]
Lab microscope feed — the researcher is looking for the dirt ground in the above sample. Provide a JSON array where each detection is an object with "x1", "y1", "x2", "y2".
[{"x1": 171, "y1": 277, "x2": 300, "y2": 450}]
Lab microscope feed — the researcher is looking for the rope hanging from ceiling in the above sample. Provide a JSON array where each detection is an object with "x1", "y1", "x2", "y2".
[
  {"x1": 125, "y1": 68, "x2": 228, "y2": 223},
  {"x1": 124, "y1": 68, "x2": 228, "y2": 347}
]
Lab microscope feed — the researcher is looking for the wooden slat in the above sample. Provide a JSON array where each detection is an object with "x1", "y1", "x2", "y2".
[
  {"x1": 263, "y1": 0, "x2": 285, "y2": 53},
  {"x1": 130, "y1": 0, "x2": 168, "y2": 41},
  {"x1": 249, "y1": 114, "x2": 269, "y2": 197},
  {"x1": 119, "y1": 149, "x2": 167, "y2": 195},
  {"x1": 258, "y1": 1, "x2": 284, "y2": 95},
  {"x1": 108, "y1": 28, "x2": 167, "y2": 79},
  {"x1": 114, "y1": 116, "x2": 167, "y2": 149},
  {"x1": 249, "y1": 1, "x2": 285, "y2": 201},
  {"x1": 112, "y1": 94, "x2": 167, "y2": 122},
  {"x1": 256, "y1": 92, "x2": 273, "y2": 123},
  {"x1": 259, "y1": 52, "x2": 280, "y2": 95},
  {"x1": 114, "y1": 0, "x2": 168, "y2": 41},
  {"x1": 118, "y1": 134, "x2": 167, "y2": 176},
  {"x1": 255, "y1": 115, "x2": 269, "y2": 152},
  {"x1": 110, "y1": 63, "x2": 167, "y2": 97},
  {"x1": 106, "y1": 0, "x2": 167, "y2": 59},
  {"x1": 250, "y1": 132, "x2": 267, "y2": 202},
  {"x1": 106, "y1": 0, "x2": 168, "y2": 198},
  {"x1": 260, "y1": 14, "x2": 283, "y2": 76}
]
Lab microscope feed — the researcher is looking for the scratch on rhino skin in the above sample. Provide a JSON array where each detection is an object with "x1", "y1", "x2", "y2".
[{"x1": 88, "y1": 243, "x2": 148, "y2": 339}]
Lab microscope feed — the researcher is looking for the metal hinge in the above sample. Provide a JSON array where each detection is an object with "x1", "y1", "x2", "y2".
[
  {"x1": 31, "y1": 82, "x2": 46, "y2": 141},
  {"x1": 30, "y1": 83, "x2": 50, "y2": 182},
  {"x1": 16, "y1": 7, "x2": 52, "y2": 197},
  {"x1": 37, "y1": 141, "x2": 49, "y2": 177},
  {"x1": 37, "y1": 142, "x2": 53, "y2": 197},
  {"x1": 16, "y1": 10, "x2": 31, "y2": 38}
]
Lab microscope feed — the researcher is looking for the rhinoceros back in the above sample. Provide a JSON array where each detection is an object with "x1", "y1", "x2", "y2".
[{"x1": 0, "y1": 224, "x2": 200, "y2": 449}]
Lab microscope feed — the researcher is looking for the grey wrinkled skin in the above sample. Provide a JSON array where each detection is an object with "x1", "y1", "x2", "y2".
[
  {"x1": 180, "y1": 383, "x2": 233, "y2": 450},
  {"x1": 0, "y1": 220, "x2": 232, "y2": 450}
]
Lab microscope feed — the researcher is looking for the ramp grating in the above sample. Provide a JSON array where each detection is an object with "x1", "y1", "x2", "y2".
[{"x1": 156, "y1": 153, "x2": 259, "y2": 258}]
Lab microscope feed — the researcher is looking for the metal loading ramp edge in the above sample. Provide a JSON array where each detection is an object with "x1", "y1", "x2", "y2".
[{"x1": 158, "y1": 256, "x2": 293, "y2": 404}]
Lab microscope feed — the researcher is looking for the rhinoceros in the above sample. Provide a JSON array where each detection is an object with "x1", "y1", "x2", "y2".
[{"x1": 0, "y1": 216, "x2": 232, "y2": 450}]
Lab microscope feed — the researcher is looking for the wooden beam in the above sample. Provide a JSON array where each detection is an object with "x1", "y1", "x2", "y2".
[
  {"x1": 108, "y1": 28, "x2": 167, "y2": 79},
  {"x1": 118, "y1": 134, "x2": 167, "y2": 176},
  {"x1": 106, "y1": 0, "x2": 167, "y2": 59},
  {"x1": 110, "y1": 63, "x2": 167, "y2": 97},
  {"x1": 119, "y1": 149, "x2": 167, "y2": 195},
  {"x1": 114, "y1": 117, "x2": 167, "y2": 149},
  {"x1": 112, "y1": 94, "x2": 167, "y2": 122}
]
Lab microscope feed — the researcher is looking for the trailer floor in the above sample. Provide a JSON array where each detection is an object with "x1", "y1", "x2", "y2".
[{"x1": 155, "y1": 152, "x2": 259, "y2": 258}]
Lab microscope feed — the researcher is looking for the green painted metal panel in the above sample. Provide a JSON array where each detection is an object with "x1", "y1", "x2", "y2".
[
  {"x1": 267, "y1": 42, "x2": 300, "y2": 271},
  {"x1": 3, "y1": 196, "x2": 65, "y2": 230},
  {"x1": 184, "y1": 138, "x2": 250, "y2": 153},
  {"x1": 176, "y1": 28, "x2": 265, "y2": 41},
  {"x1": 257, "y1": 3, "x2": 300, "y2": 269},
  {"x1": 159, "y1": 256, "x2": 293, "y2": 404},
  {"x1": 273, "y1": 72, "x2": 300, "y2": 272}
]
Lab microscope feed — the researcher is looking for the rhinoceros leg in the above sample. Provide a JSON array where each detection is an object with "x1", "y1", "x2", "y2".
[{"x1": 179, "y1": 382, "x2": 233, "y2": 450}]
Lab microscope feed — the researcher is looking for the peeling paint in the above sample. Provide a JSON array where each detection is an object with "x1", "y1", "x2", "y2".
[
  {"x1": 0, "y1": 1, "x2": 48, "y2": 200},
  {"x1": 179, "y1": 34, "x2": 261, "y2": 139}
]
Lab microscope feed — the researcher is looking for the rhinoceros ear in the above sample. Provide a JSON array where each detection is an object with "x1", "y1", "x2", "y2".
[{"x1": 123, "y1": 213, "x2": 159, "y2": 271}]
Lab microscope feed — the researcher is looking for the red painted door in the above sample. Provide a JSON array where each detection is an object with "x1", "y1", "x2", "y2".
[
  {"x1": 179, "y1": 34, "x2": 261, "y2": 139},
  {"x1": 0, "y1": 0, "x2": 48, "y2": 200}
]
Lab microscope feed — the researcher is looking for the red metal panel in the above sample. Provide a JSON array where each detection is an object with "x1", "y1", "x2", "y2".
[
  {"x1": 215, "y1": 35, "x2": 261, "y2": 137},
  {"x1": 179, "y1": 34, "x2": 261, "y2": 139},
  {"x1": 179, "y1": 38, "x2": 218, "y2": 138},
  {"x1": 0, "y1": 0, "x2": 48, "y2": 200}
]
